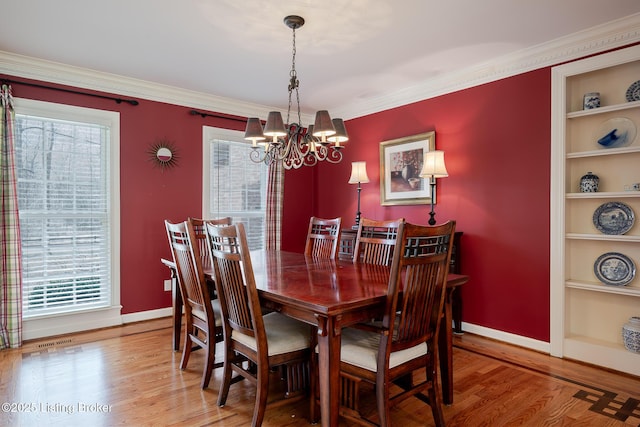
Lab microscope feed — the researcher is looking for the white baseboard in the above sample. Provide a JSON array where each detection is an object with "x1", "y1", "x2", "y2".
[
  {"x1": 460, "y1": 322, "x2": 550, "y2": 354},
  {"x1": 23, "y1": 306, "x2": 173, "y2": 341},
  {"x1": 121, "y1": 307, "x2": 172, "y2": 324},
  {"x1": 23, "y1": 306, "x2": 123, "y2": 341}
]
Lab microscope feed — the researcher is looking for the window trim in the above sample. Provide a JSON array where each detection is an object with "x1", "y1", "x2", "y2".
[
  {"x1": 14, "y1": 98, "x2": 121, "y2": 340},
  {"x1": 202, "y1": 126, "x2": 267, "y2": 248}
]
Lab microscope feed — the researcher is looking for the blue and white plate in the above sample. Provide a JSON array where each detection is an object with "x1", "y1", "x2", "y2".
[
  {"x1": 597, "y1": 117, "x2": 636, "y2": 148},
  {"x1": 594, "y1": 252, "x2": 636, "y2": 286},
  {"x1": 626, "y1": 80, "x2": 640, "y2": 102},
  {"x1": 593, "y1": 201, "x2": 635, "y2": 235}
]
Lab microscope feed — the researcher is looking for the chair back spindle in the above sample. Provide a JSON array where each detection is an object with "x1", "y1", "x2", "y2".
[
  {"x1": 189, "y1": 217, "x2": 232, "y2": 270},
  {"x1": 353, "y1": 218, "x2": 405, "y2": 266},
  {"x1": 304, "y1": 216, "x2": 341, "y2": 259},
  {"x1": 387, "y1": 222, "x2": 455, "y2": 352},
  {"x1": 206, "y1": 222, "x2": 261, "y2": 339}
]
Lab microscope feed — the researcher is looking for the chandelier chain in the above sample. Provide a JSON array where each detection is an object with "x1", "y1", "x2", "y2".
[{"x1": 287, "y1": 26, "x2": 301, "y2": 126}]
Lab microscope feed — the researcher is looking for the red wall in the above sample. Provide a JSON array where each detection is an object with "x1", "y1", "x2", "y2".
[
  {"x1": 312, "y1": 69, "x2": 552, "y2": 341},
  {"x1": 4, "y1": 67, "x2": 551, "y2": 341}
]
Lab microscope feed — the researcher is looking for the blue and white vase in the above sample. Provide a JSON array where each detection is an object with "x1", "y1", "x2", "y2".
[
  {"x1": 622, "y1": 316, "x2": 640, "y2": 353},
  {"x1": 580, "y1": 172, "x2": 599, "y2": 193},
  {"x1": 583, "y1": 92, "x2": 600, "y2": 109}
]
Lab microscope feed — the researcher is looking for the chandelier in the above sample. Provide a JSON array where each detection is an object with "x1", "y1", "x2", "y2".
[{"x1": 244, "y1": 15, "x2": 348, "y2": 169}]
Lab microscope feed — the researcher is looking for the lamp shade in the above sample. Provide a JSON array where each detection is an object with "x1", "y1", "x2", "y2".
[
  {"x1": 263, "y1": 111, "x2": 287, "y2": 137},
  {"x1": 348, "y1": 161, "x2": 370, "y2": 184},
  {"x1": 419, "y1": 150, "x2": 449, "y2": 178},
  {"x1": 327, "y1": 118, "x2": 349, "y2": 144},
  {"x1": 244, "y1": 118, "x2": 265, "y2": 147},
  {"x1": 312, "y1": 110, "x2": 336, "y2": 138}
]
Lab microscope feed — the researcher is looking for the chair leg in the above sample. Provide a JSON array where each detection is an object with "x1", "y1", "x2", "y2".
[
  {"x1": 251, "y1": 361, "x2": 270, "y2": 427},
  {"x1": 180, "y1": 322, "x2": 193, "y2": 370},
  {"x1": 427, "y1": 369, "x2": 446, "y2": 427},
  {"x1": 201, "y1": 341, "x2": 213, "y2": 389},
  {"x1": 200, "y1": 324, "x2": 218, "y2": 389},
  {"x1": 376, "y1": 371, "x2": 391, "y2": 427},
  {"x1": 217, "y1": 349, "x2": 235, "y2": 407}
]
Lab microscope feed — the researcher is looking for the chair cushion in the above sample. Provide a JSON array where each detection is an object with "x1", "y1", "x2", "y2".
[
  {"x1": 340, "y1": 326, "x2": 427, "y2": 371},
  {"x1": 191, "y1": 299, "x2": 223, "y2": 327},
  {"x1": 232, "y1": 312, "x2": 310, "y2": 356}
]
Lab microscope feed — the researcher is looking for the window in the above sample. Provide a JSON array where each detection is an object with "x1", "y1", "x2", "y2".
[
  {"x1": 14, "y1": 99, "x2": 120, "y2": 337},
  {"x1": 203, "y1": 127, "x2": 267, "y2": 250}
]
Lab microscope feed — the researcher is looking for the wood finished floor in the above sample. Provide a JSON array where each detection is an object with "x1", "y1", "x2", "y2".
[{"x1": 1, "y1": 317, "x2": 639, "y2": 426}]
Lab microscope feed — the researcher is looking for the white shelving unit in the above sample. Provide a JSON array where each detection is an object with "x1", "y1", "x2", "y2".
[{"x1": 550, "y1": 45, "x2": 640, "y2": 376}]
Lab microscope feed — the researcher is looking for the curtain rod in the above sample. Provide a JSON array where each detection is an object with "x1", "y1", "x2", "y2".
[
  {"x1": 189, "y1": 109, "x2": 247, "y2": 123},
  {"x1": 1, "y1": 78, "x2": 139, "y2": 106}
]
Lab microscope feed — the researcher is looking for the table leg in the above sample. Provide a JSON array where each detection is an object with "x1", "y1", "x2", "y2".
[
  {"x1": 452, "y1": 287, "x2": 463, "y2": 334},
  {"x1": 439, "y1": 287, "x2": 454, "y2": 405},
  {"x1": 316, "y1": 315, "x2": 341, "y2": 427},
  {"x1": 172, "y1": 275, "x2": 182, "y2": 352}
]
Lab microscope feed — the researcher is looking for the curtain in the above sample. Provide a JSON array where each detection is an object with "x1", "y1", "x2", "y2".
[
  {"x1": 265, "y1": 160, "x2": 284, "y2": 250},
  {"x1": 0, "y1": 84, "x2": 23, "y2": 349}
]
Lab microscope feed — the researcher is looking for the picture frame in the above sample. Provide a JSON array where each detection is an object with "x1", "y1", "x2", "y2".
[{"x1": 380, "y1": 131, "x2": 435, "y2": 206}]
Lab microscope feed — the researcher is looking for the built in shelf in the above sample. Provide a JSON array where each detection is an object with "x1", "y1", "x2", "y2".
[
  {"x1": 566, "y1": 100, "x2": 640, "y2": 118},
  {"x1": 566, "y1": 146, "x2": 640, "y2": 158},
  {"x1": 565, "y1": 233, "x2": 640, "y2": 242},
  {"x1": 563, "y1": 337, "x2": 640, "y2": 377},
  {"x1": 565, "y1": 280, "x2": 640, "y2": 296},
  {"x1": 566, "y1": 191, "x2": 640, "y2": 199}
]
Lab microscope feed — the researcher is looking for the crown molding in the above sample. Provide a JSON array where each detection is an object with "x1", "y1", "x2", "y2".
[
  {"x1": 333, "y1": 12, "x2": 640, "y2": 119},
  {"x1": 1, "y1": 12, "x2": 639, "y2": 122},
  {"x1": 0, "y1": 50, "x2": 304, "y2": 123}
]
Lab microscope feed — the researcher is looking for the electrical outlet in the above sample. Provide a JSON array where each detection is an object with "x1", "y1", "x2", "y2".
[{"x1": 164, "y1": 279, "x2": 172, "y2": 291}]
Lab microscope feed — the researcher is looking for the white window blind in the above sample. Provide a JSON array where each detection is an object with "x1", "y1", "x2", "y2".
[
  {"x1": 203, "y1": 128, "x2": 267, "y2": 250},
  {"x1": 16, "y1": 107, "x2": 113, "y2": 318}
]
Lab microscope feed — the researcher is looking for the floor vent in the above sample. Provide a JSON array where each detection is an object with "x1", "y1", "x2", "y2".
[{"x1": 37, "y1": 338, "x2": 73, "y2": 349}]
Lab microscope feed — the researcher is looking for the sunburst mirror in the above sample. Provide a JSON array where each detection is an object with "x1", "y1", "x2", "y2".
[{"x1": 148, "y1": 139, "x2": 179, "y2": 170}]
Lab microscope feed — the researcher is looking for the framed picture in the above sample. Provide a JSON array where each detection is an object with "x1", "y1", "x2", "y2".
[{"x1": 380, "y1": 131, "x2": 435, "y2": 206}]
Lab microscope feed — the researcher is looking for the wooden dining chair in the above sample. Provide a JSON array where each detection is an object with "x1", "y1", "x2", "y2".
[
  {"x1": 206, "y1": 222, "x2": 312, "y2": 427},
  {"x1": 353, "y1": 217, "x2": 405, "y2": 265},
  {"x1": 164, "y1": 220, "x2": 223, "y2": 389},
  {"x1": 312, "y1": 220, "x2": 456, "y2": 426},
  {"x1": 188, "y1": 217, "x2": 232, "y2": 270},
  {"x1": 304, "y1": 216, "x2": 342, "y2": 259}
]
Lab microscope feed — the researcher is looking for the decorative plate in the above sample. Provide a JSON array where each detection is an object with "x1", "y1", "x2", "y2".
[
  {"x1": 626, "y1": 80, "x2": 640, "y2": 102},
  {"x1": 592, "y1": 201, "x2": 635, "y2": 235},
  {"x1": 594, "y1": 252, "x2": 636, "y2": 286},
  {"x1": 597, "y1": 117, "x2": 636, "y2": 148}
]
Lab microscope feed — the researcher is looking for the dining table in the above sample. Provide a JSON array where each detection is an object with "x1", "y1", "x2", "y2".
[{"x1": 163, "y1": 250, "x2": 469, "y2": 427}]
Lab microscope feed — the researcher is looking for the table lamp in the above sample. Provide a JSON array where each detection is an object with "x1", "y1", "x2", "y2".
[
  {"x1": 419, "y1": 150, "x2": 448, "y2": 225},
  {"x1": 348, "y1": 161, "x2": 370, "y2": 229}
]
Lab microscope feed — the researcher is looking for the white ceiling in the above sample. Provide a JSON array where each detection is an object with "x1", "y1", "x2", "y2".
[{"x1": 2, "y1": 1, "x2": 640, "y2": 120}]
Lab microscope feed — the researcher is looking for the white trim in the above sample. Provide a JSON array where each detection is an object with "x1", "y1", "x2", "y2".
[
  {"x1": 122, "y1": 307, "x2": 172, "y2": 324},
  {"x1": 1, "y1": 14, "x2": 639, "y2": 120},
  {"x1": 23, "y1": 307, "x2": 122, "y2": 340},
  {"x1": 549, "y1": 44, "x2": 640, "y2": 373},
  {"x1": 549, "y1": 62, "x2": 567, "y2": 358},
  {"x1": 14, "y1": 98, "x2": 121, "y2": 338},
  {"x1": 201, "y1": 127, "x2": 245, "y2": 219},
  {"x1": 461, "y1": 322, "x2": 551, "y2": 354},
  {"x1": 333, "y1": 13, "x2": 640, "y2": 119}
]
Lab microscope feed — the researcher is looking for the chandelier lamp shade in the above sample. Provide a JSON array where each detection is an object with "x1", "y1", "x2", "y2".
[
  {"x1": 419, "y1": 150, "x2": 449, "y2": 225},
  {"x1": 348, "y1": 161, "x2": 370, "y2": 228},
  {"x1": 244, "y1": 15, "x2": 348, "y2": 169}
]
